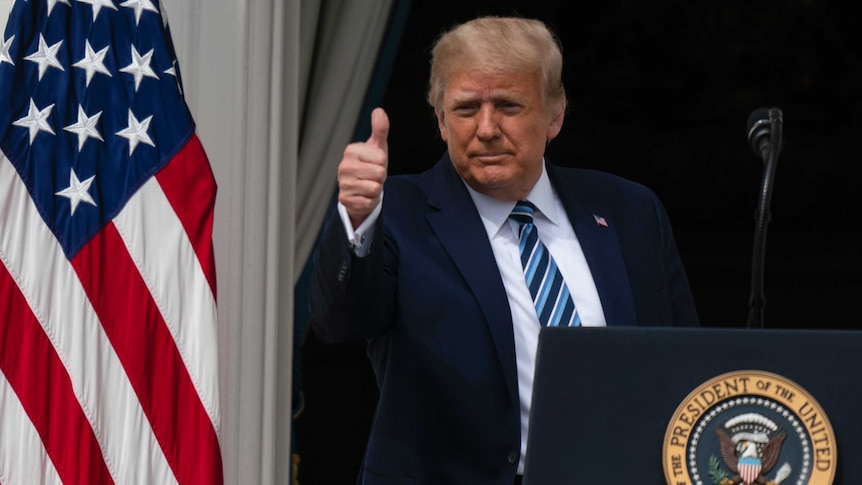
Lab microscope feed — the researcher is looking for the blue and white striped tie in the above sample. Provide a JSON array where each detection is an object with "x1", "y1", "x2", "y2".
[{"x1": 510, "y1": 201, "x2": 581, "y2": 327}]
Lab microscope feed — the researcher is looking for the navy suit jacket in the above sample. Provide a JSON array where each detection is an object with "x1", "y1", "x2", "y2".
[{"x1": 309, "y1": 154, "x2": 699, "y2": 485}]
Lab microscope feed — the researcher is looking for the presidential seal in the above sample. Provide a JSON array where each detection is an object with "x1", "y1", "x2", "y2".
[{"x1": 662, "y1": 370, "x2": 836, "y2": 485}]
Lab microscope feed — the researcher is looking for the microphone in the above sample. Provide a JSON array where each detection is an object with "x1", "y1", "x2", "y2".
[
  {"x1": 747, "y1": 107, "x2": 783, "y2": 161},
  {"x1": 745, "y1": 106, "x2": 784, "y2": 329}
]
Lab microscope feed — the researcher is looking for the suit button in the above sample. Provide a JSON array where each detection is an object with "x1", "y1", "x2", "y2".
[
  {"x1": 337, "y1": 260, "x2": 349, "y2": 282},
  {"x1": 507, "y1": 452, "x2": 518, "y2": 464}
]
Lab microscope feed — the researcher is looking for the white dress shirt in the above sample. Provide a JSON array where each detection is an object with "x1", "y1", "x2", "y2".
[{"x1": 464, "y1": 163, "x2": 606, "y2": 473}]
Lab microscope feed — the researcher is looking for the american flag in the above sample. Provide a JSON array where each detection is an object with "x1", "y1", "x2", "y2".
[{"x1": 0, "y1": 0, "x2": 222, "y2": 484}]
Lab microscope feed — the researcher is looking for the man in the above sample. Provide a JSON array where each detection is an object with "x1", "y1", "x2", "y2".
[{"x1": 310, "y1": 15, "x2": 699, "y2": 485}]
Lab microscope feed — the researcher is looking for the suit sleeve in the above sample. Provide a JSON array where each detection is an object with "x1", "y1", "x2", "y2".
[
  {"x1": 654, "y1": 196, "x2": 700, "y2": 327},
  {"x1": 308, "y1": 206, "x2": 396, "y2": 342}
]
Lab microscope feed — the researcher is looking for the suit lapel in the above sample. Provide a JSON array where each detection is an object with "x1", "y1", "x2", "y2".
[
  {"x1": 424, "y1": 158, "x2": 519, "y2": 403},
  {"x1": 548, "y1": 164, "x2": 637, "y2": 327}
]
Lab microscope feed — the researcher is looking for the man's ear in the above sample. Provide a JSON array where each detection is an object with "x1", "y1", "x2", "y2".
[{"x1": 547, "y1": 106, "x2": 564, "y2": 141}]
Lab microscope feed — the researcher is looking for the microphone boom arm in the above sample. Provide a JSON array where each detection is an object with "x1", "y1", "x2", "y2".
[{"x1": 747, "y1": 107, "x2": 783, "y2": 328}]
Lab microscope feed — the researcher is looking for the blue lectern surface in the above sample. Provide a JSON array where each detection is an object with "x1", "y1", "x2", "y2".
[{"x1": 522, "y1": 326, "x2": 860, "y2": 485}]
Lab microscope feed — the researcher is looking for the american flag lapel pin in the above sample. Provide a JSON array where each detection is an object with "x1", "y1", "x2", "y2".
[{"x1": 593, "y1": 214, "x2": 608, "y2": 227}]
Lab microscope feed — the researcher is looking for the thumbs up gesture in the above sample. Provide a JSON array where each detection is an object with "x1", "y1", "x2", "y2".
[{"x1": 338, "y1": 107, "x2": 389, "y2": 228}]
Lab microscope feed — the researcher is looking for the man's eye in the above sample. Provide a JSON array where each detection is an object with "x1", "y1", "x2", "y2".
[{"x1": 454, "y1": 104, "x2": 477, "y2": 112}]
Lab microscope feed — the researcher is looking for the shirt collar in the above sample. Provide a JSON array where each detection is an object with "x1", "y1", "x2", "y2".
[{"x1": 464, "y1": 161, "x2": 560, "y2": 239}]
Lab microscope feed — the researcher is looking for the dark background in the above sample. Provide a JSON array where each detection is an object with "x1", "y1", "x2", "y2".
[{"x1": 296, "y1": 1, "x2": 861, "y2": 483}]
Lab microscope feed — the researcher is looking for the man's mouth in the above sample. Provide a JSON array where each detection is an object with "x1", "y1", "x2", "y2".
[{"x1": 473, "y1": 153, "x2": 508, "y2": 163}]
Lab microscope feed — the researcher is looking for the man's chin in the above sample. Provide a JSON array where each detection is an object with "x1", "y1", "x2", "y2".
[{"x1": 465, "y1": 174, "x2": 530, "y2": 201}]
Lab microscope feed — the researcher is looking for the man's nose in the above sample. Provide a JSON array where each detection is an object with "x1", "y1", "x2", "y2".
[{"x1": 475, "y1": 106, "x2": 501, "y2": 140}]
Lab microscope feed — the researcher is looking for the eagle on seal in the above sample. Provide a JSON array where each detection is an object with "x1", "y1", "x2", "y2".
[{"x1": 716, "y1": 427, "x2": 786, "y2": 485}]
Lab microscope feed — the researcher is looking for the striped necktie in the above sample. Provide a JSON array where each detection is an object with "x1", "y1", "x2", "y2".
[{"x1": 510, "y1": 201, "x2": 581, "y2": 327}]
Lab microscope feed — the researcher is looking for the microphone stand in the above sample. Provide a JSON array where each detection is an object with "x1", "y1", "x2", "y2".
[{"x1": 747, "y1": 108, "x2": 783, "y2": 329}]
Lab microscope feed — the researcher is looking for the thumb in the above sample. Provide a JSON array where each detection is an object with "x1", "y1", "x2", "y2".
[{"x1": 367, "y1": 107, "x2": 390, "y2": 151}]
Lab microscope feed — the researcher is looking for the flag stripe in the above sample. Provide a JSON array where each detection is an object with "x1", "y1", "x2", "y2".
[
  {"x1": 73, "y1": 210, "x2": 221, "y2": 485},
  {"x1": 155, "y1": 135, "x2": 217, "y2": 297},
  {"x1": 0, "y1": 370, "x2": 63, "y2": 485},
  {"x1": 0, "y1": 261, "x2": 113, "y2": 485},
  {"x1": 0, "y1": 155, "x2": 177, "y2": 485},
  {"x1": 116, "y1": 137, "x2": 220, "y2": 429}
]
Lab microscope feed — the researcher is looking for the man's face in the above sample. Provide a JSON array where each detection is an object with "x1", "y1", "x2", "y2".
[{"x1": 435, "y1": 68, "x2": 564, "y2": 201}]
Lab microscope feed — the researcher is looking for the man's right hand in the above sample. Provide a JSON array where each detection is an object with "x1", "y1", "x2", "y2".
[{"x1": 338, "y1": 107, "x2": 389, "y2": 228}]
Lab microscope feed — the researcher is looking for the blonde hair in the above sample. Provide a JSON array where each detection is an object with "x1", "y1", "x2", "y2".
[{"x1": 427, "y1": 16, "x2": 567, "y2": 113}]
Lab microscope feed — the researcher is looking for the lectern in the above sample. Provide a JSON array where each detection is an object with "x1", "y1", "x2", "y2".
[{"x1": 522, "y1": 326, "x2": 858, "y2": 484}]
